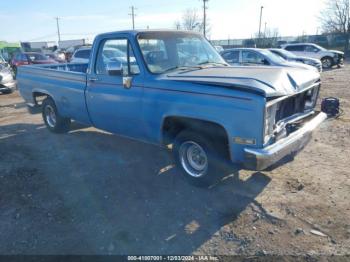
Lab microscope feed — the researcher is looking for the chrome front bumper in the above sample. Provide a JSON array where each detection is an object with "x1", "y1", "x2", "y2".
[{"x1": 244, "y1": 112, "x2": 327, "y2": 171}]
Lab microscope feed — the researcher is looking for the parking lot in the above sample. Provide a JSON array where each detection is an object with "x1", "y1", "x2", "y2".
[{"x1": 0, "y1": 64, "x2": 349, "y2": 256}]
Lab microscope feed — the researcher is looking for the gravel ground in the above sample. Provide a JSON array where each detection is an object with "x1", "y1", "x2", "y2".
[{"x1": 0, "y1": 64, "x2": 349, "y2": 257}]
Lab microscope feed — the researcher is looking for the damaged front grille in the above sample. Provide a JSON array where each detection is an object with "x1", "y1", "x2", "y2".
[
  {"x1": 264, "y1": 83, "x2": 321, "y2": 145},
  {"x1": 275, "y1": 84, "x2": 320, "y2": 122}
]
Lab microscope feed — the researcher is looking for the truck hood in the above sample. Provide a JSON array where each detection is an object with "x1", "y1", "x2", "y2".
[{"x1": 164, "y1": 66, "x2": 320, "y2": 97}]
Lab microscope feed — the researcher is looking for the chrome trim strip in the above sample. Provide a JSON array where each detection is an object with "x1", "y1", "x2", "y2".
[{"x1": 274, "y1": 110, "x2": 315, "y2": 134}]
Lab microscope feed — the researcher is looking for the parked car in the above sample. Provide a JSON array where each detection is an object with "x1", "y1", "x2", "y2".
[
  {"x1": 70, "y1": 47, "x2": 91, "y2": 63},
  {"x1": 0, "y1": 54, "x2": 13, "y2": 73},
  {"x1": 17, "y1": 30, "x2": 327, "y2": 186},
  {"x1": 281, "y1": 43, "x2": 344, "y2": 69},
  {"x1": 269, "y1": 48, "x2": 322, "y2": 72},
  {"x1": 45, "y1": 53, "x2": 66, "y2": 63},
  {"x1": 0, "y1": 56, "x2": 16, "y2": 94},
  {"x1": 0, "y1": 54, "x2": 7, "y2": 65},
  {"x1": 11, "y1": 52, "x2": 57, "y2": 76},
  {"x1": 220, "y1": 48, "x2": 318, "y2": 72},
  {"x1": 62, "y1": 46, "x2": 81, "y2": 62}
]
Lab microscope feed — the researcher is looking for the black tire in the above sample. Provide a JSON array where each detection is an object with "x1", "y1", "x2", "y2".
[
  {"x1": 1, "y1": 89, "x2": 13, "y2": 94},
  {"x1": 13, "y1": 66, "x2": 17, "y2": 79},
  {"x1": 42, "y1": 97, "x2": 70, "y2": 133},
  {"x1": 173, "y1": 130, "x2": 227, "y2": 187},
  {"x1": 321, "y1": 57, "x2": 333, "y2": 69}
]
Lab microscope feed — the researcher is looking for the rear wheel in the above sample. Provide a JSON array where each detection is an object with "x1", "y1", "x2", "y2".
[
  {"x1": 42, "y1": 97, "x2": 70, "y2": 133},
  {"x1": 173, "y1": 130, "x2": 226, "y2": 187},
  {"x1": 321, "y1": 57, "x2": 333, "y2": 69}
]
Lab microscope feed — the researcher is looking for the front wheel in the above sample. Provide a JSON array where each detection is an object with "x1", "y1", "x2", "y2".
[
  {"x1": 173, "y1": 130, "x2": 225, "y2": 187},
  {"x1": 42, "y1": 97, "x2": 71, "y2": 133},
  {"x1": 321, "y1": 57, "x2": 333, "y2": 69}
]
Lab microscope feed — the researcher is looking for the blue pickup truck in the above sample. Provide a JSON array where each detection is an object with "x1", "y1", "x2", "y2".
[{"x1": 18, "y1": 30, "x2": 327, "y2": 186}]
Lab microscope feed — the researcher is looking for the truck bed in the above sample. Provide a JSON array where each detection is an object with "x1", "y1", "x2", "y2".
[
  {"x1": 17, "y1": 63, "x2": 91, "y2": 124},
  {"x1": 43, "y1": 63, "x2": 88, "y2": 73}
]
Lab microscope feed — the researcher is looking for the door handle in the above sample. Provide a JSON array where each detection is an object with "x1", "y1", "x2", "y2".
[{"x1": 88, "y1": 77, "x2": 99, "y2": 82}]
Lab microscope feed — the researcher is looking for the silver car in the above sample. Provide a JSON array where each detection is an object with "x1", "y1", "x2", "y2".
[
  {"x1": 269, "y1": 48, "x2": 322, "y2": 72},
  {"x1": 0, "y1": 56, "x2": 16, "y2": 94},
  {"x1": 220, "y1": 48, "x2": 319, "y2": 72}
]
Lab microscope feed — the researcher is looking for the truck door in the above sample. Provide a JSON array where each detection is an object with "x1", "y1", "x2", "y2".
[{"x1": 85, "y1": 37, "x2": 144, "y2": 139}]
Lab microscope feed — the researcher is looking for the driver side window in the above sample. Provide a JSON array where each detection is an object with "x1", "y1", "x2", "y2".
[
  {"x1": 242, "y1": 51, "x2": 267, "y2": 65},
  {"x1": 95, "y1": 39, "x2": 140, "y2": 75},
  {"x1": 304, "y1": 45, "x2": 319, "y2": 53}
]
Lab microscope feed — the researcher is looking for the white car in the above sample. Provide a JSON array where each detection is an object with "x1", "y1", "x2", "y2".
[
  {"x1": 70, "y1": 47, "x2": 91, "y2": 63},
  {"x1": 0, "y1": 60, "x2": 16, "y2": 94},
  {"x1": 281, "y1": 43, "x2": 344, "y2": 69}
]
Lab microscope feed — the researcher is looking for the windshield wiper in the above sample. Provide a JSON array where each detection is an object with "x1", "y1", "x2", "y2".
[
  {"x1": 198, "y1": 61, "x2": 228, "y2": 66},
  {"x1": 162, "y1": 65, "x2": 201, "y2": 73},
  {"x1": 162, "y1": 62, "x2": 227, "y2": 74}
]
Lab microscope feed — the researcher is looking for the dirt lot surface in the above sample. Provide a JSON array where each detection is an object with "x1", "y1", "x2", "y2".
[{"x1": 0, "y1": 65, "x2": 349, "y2": 257}]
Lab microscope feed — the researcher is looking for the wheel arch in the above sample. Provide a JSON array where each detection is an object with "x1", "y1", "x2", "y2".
[
  {"x1": 32, "y1": 89, "x2": 54, "y2": 106},
  {"x1": 161, "y1": 115, "x2": 231, "y2": 160}
]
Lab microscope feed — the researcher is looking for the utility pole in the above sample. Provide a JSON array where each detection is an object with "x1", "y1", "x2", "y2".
[
  {"x1": 129, "y1": 6, "x2": 137, "y2": 30},
  {"x1": 258, "y1": 6, "x2": 263, "y2": 46},
  {"x1": 55, "y1": 17, "x2": 61, "y2": 43},
  {"x1": 202, "y1": 0, "x2": 209, "y2": 37},
  {"x1": 264, "y1": 22, "x2": 267, "y2": 37}
]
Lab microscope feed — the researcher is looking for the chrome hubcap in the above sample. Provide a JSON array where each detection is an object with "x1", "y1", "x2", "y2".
[
  {"x1": 322, "y1": 59, "x2": 331, "y2": 68},
  {"x1": 179, "y1": 141, "x2": 208, "y2": 177},
  {"x1": 45, "y1": 105, "x2": 56, "y2": 128}
]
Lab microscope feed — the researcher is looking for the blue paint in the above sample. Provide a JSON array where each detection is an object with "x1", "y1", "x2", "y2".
[{"x1": 17, "y1": 30, "x2": 321, "y2": 166}]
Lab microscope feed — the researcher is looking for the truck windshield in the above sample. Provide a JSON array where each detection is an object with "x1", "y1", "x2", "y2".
[{"x1": 137, "y1": 31, "x2": 226, "y2": 74}]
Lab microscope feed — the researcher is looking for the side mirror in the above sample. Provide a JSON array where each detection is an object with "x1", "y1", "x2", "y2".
[{"x1": 106, "y1": 61, "x2": 123, "y2": 76}]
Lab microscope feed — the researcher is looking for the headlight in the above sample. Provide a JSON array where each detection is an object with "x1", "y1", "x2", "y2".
[
  {"x1": 304, "y1": 87, "x2": 319, "y2": 110},
  {"x1": 264, "y1": 103, "x2": 278, "y2": 144}
]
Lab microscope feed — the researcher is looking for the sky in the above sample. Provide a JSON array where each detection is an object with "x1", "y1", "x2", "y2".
[{"x1": 0, "y1": 0, "x2": 326, "y2": 43}]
